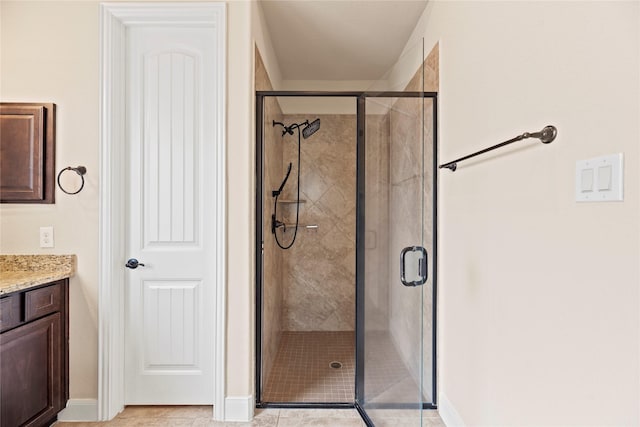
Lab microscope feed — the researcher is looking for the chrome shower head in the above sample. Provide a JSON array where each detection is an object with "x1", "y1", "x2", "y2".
[{"x1": 302, "y1": 118, "x2": 320, "y2": 139}]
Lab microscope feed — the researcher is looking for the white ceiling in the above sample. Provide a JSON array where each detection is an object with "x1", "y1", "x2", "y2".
[{"x1": 259, "y1": 0, "x2": 428, "y2": 81}]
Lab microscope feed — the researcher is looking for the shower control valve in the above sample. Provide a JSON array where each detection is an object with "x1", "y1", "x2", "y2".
[{"x1": 271, "y1": 214, "x2": 285, "y2": 234}]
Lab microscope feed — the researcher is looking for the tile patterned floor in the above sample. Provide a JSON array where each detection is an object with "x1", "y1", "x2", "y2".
[
  {"x1": 54, "y1": 406, "x2": 445, "y2": 426},
  {"x1": 53, "y1": 332, "x2": 443, "y2": 426},
  {"x1": 262, "y1": 331, "x2": 355, "y2": 403}
]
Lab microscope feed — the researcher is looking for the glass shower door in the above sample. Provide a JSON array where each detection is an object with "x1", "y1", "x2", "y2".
[{"x1": 357, "y1": 90, "x2": 436, "y2": 425}]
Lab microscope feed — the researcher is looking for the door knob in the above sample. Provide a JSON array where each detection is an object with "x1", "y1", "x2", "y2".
[{"x1": 125, "y1": 258, "x2": 145, "y2": 269}]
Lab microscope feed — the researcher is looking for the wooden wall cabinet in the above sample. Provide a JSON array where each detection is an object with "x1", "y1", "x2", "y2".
[
  {"x1": 0, "y1": 280, "x2": 69, "y2": 427},
  {"x1": 0, "y1": 103, "x2": 56, "y2": 203}
]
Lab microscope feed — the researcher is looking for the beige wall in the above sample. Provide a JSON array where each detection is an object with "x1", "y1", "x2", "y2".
[
  {"x1": 278, "y1": 81, "x2": 371, "y2": 115},
  {"x1": 0, "y1": 1, "x2": 101, "y2": 398},
  {"x1": 227, "y1": 0, "x2": 252, "y2": 400},
  {"x1": 0, "y1": 0, "x2": 264, "y2": 405},
  {"x1": 400, "y1": 1, "x2": 639, "y2": 424},
  {"x1": 252, "y1": 2, "x2": 282, "y2": 91}
]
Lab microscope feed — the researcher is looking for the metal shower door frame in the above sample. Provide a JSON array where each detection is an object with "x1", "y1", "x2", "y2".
[
  {"x1": 355, "y1": 92, "x2": 438, "y2": 425},
  {"x1": 254, "y1": 91, "x2": 438, "y2": 421}
]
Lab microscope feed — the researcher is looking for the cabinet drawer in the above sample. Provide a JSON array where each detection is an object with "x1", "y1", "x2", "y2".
[
  {"x1": 25, "y1": 282, "x2": 62, "y2": 322},
  {"x1": 0, "y1": 294, "x2": 21, "y2": 332}
]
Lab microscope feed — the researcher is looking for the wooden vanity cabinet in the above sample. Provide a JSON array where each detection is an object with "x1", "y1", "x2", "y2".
[{"x1": 0, "y1": 279, "x2": 69, "y2": 427}]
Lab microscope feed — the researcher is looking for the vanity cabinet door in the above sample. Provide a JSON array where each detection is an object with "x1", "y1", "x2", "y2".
[
  {"x1": 0, "y1": 103, "x2": 55, "y2": 204},
  {"x1": 0, "y1": 312, "x2": 62, "y2": 427}
]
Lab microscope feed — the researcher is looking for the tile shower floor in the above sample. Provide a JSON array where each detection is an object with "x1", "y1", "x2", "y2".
[
  {"x1": 363, "y1": 331, "x2": 426, "y2": 404},
  {"x1": 262, "y1": 331, "x2": 355, "y2": 403}
]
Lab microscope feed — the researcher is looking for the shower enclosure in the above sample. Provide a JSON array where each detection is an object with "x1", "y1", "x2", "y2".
[
  {"x1": 256, "y1": 91, "x2": 437, "y2": 424},
  {"x1": 255, "y1": 41, "x2": 437, "y2": 427},
  {"x1": 257, "y1": 99, "x2": 359, "y2": 405}
]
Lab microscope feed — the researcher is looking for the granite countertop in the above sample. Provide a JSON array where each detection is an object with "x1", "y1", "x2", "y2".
[{"x1": 0, "y1": 255, "x2": 76, "y2": 296}]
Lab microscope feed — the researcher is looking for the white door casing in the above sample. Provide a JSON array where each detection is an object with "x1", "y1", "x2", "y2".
[
  {"x1": 124, "y1": 26, "x2": 215, "y2": 404},
  {"x1": 99, "y1": 2, "x2": 226, "y2": 420}
]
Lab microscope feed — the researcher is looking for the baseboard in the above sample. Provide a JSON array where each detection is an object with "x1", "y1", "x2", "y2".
[
  {"x1": 57, "y1": 399, "x2": 99, "y2": 422},
  {"x1": 439, "y1": 393, "x2": 465, "y2": 427},
  {"x1": 224, "y1": 395, "x2": 254, "y2": 422}
]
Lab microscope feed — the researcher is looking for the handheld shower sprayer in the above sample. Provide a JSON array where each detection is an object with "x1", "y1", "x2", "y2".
[{"x1": 273, "y1": 163, "x2": 292, "y2": 197}]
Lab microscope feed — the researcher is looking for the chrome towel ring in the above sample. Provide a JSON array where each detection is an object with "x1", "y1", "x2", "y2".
[{"x1": 57, "y1": 166, "x2": 87, "y2": 195}]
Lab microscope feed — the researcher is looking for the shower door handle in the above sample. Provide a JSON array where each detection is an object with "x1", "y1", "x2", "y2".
[{"x1": 400, "y1": 246, "x2": 428, "y2": 287}]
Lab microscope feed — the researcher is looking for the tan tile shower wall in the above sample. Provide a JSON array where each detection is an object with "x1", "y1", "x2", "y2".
[
  {"x1": 387, "y1": 42, "x2": 439, "y2": 400},
  {"x1": 364, "y1": 114, "x2": 391, "y2": 332},
  {"x1": 278, "y1": 114, "x2": 356, "y2": 331},
  {"x1": 256, "y1": 48, "x2": 284, "y2": 383}
]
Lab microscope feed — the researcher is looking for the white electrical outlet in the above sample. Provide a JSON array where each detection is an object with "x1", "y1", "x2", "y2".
[{"x1": 40, "y1": 226, "x2": 54, "y2": 248}]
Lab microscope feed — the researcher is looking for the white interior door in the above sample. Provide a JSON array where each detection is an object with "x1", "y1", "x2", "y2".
[{"x1": 124, "y1": 25, "x2": 217, "y2": 404}]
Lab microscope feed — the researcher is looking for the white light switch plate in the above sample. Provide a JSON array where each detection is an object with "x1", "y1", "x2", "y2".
[{"x1": 575, "y1": 153, "x2": 623, "y2": 202}]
